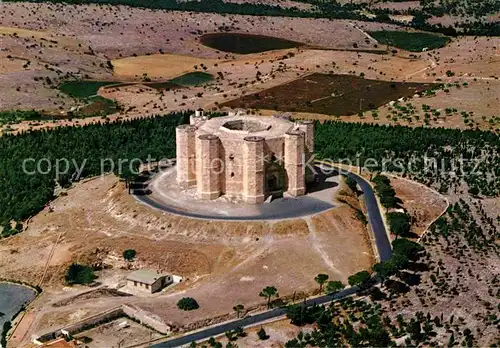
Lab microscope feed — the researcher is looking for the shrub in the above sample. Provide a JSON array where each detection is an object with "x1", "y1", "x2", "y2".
[
  {"x1": 257, "y1": 327, "x2": 269, "y2": 340},
  {"x1": 177, "y1": 297, "x2": 199, "y2": 311},
  {"x1": 326, "y1": 280, "x2": 345, "y2": 294},
  {"x1": 65, "y1": 263, "x2": 96, "y2": 285},
  {"x1": 387, "y1": 212, "x2": 411, "y2": 238},
  {"x1": 123, "y1": 249, "x2": 137, "y2": 261},
  {"x1": 1, "y1": 321, "x2": 12, "y2": 348},
  {"x1": 348, "y1": 270, "x2": 371, "y2": 289}
]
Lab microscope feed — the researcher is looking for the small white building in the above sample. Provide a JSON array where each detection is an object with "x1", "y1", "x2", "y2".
[{"x1": 126, "y1": 269, "x2": 172, "y2": 294}]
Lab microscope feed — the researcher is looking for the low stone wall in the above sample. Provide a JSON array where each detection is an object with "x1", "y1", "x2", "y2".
[
  {"x1": 34, "y1": 304, "x2": 172, "y2": 344},
  {"x1": 34, "y1": 307, "x2": 124, "y2": 344},
  {"x1": 123, "y1": 304, "x2": 171, "y2": 334}
]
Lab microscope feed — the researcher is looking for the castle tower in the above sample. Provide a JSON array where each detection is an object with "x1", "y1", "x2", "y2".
[
  {"x1": 196, "y1": 134, "x2": 221, "y2": 200},
  {"x1": 295, "y1": 120, "x2": 314, "y2": 155},
  {"x1": 176, "y1": 125, "x2": 197, "y2": 188},
  {"x1": 243, "y1": 136, "x2": 265, "y2": 204},
  {"x1": 190, "y1": 109, "x2": 208, "y2": 127},
  {"x1": 295, "y1": 120, "x2": 315, "y2": 183},
  {"x1": 284, "y1": 130, "x2": 306, "y2": 197}
]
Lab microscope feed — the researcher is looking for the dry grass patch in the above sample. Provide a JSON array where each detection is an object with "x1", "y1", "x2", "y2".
[
  {"x1": 112, "y1": 53, "x2": 220, "y2": 80},
  {"x1": 271, "y1": 219, "x2": 309, "y2": 236},
  {"x1": 390, "y1": 176, "x2": 448, "y2": 237}
]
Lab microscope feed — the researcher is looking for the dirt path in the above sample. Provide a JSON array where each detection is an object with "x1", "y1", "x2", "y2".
[
  {"x1": 38, "y1": 230, "x2": 65, "y2": 287},
  {"x1": 405, "y1": 57, "x2": 437, "y2": 79},
  {"x1": 305, "y1": 217, "x2": 342, "y2": 276},
  {"x1": 348, "y1": 22, "x2": 377, "y2": 43}
]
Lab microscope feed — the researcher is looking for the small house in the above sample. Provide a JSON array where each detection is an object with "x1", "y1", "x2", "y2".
[{"x1": 126, "y1": 269, "x2": 172, "y2": 294}]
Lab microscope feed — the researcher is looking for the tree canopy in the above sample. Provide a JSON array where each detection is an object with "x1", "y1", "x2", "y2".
[{"x1": 65, "y1": 263, "x2": 96, "y2": 285}]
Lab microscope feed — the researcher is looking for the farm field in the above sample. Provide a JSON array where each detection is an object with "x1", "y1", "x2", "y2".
[
  {"x1": 200, "y1": 33, "x2": 304, "y2": 54},
  {"x1": 368, "y1": 30, "x2": 450, "y2": 52},
  {"x1": 0, "y1": 174, "x2": 374, "y2": 342},
  {"x1": 1, "y1": 1, "x2": 499, "y2": 346},
  {"x1": 1, "y1": 2, "x2": 497, "y2": 133},
  {"x1": 222, "y1": 73, "x2": 436, "y2": 116}
]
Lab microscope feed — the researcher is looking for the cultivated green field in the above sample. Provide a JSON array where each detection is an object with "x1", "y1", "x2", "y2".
[
  {"x1": 58, "y1": 81, "x2": 118, "y2": 99},
  {"x1": 169, "y1": 72, "x2": 214, "y2": 86},
  {"x1": 368, "y1": 31, "x2": 450, "y2": 52},
  {"x1": 0, "y1": 110, "x2": 42, "y2": 126}
]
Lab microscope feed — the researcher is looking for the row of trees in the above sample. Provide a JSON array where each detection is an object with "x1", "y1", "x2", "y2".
[
  {"x1": 0, "y1": 111, "x2": 191, "y2": 228},
  {"x1": 1, "y1": 112, "x2": 498, "y2": 234},
  {"x1": 371, "y1": 175, "x2": 400, "y2": 210},
  {"x1": 0, "y1": 110, "x2": 43, "y2": 126},
  {"x1": 315, "y1": 121, "x2": 500, "y2": 198},
  {"x1": 5, "y1": 0, "x2": 496, "y2": 37}
]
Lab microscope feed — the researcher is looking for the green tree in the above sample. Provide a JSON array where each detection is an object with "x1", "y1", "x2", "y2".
[
  {"x1": 233, "y1": 304, "x2": 244, "y2": 318},
  {"x1": 208, "y1": 337, "x2": 222, "y2": 348},
  {"x1": 122, "y1": 249, "x2": 137, "y2": 261},
  {"x1": 325, "y1": 280, "x2": 344, "y2": 294},
  {"x1": 387, "y1": 212, "x2": 411, "y2": 238},
  {"x1": 65, "y1": 263, "x2": 96, "y2": 285},
  {"x1": 1, "y1": 321, "x2": 12, "y2": 348},
  {"x1": 392, "y1": 238, "x2": 424, "y2": 260},
  {"x1": 348, "y1": 270, "x2": 371, "y2": 289},
  {"x1": 314, "y1": 274, "x2": 329, "y2": 293},
  {"x1": 259, "y1": 286, "x2": 278, "y2": 308},
  {"x1": 257, "y1": 327, "x2": 269, "y2": 340},
  {"x1": 123, "y1": 249, "x2": 137, "y2": 261},
  {"x1": 345, "y1": 175, "x2": 358, "y2": 193},
  {"x1": 373, "y1": 260, "x2": 397, "y2": 281},
  {"x1": 177, "y1": 297, "x2": 199, "y2": 311}
]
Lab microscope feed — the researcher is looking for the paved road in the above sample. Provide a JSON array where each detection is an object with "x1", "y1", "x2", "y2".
[
  {"x1": 152, "y1": 287, "x2": 358, "y2": 348},
  {"x1": 346, "y1": 171, "x2": 392, "y2": 262},
  {"x1": 136, "y1": 193, "x2": 335, "y2": 221},
  {"x1": 148, "y1": 165, "x2": 391, "y2": 348},
  {"x1": 135, "y1": 165, "x2": 390, "y2": 260}
]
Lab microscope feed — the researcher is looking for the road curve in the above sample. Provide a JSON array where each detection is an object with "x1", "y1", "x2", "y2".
[
  {"x1": 146, "y1": 165, "x2": 392, "y2": 348},
  {"x1": 152, "y1": 288, "x2": 358, "y2": 348},
  {"x1": 346, "y1": 171, "x2": 392, "y2": 262}
]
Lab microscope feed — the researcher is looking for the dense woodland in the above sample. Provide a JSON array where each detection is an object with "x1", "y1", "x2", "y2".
[
  {"x1": 1, "y1": 112, "x2": 499, "y2": 233},
  {"x1": 0, "y1": 112, "x2": 189, "y2": 229},
  {"x1": 7, "y1": 0, "x2": 499, "y2": 36},
  {"x1": 315, "y1": 121, "x2": 500, "y2": 197}
]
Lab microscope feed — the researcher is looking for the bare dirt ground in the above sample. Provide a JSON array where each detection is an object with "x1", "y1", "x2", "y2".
[
  {"x1": 0, "y1": 173, "x2": 375, "y2": 345},
  {"x1": 390, "y1": 176, "x2": 449, "y2": 237},
  {"x1": 0, "y1": 167, "x2": 449, "y2": 346},
  {"x1": 2, "y1": 3, "x2": 498, "y2": 133},
  {"x1": 206, "y1": 318, "x2": 314, "y2": 347},
  {"x1": 0, "y1": 2, "x2": 396, "y2": 112},
  {"x1": 75, "y1": 317, "x2": 162, "y2": 347}
]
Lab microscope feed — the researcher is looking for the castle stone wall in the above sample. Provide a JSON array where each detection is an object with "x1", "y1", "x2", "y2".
[
  {"x1": 243, "y1": 136, "x2": 265, "y2": 204},
  {"x1": 196, "y1": 134, "x2": 221, "y2": 200},
  {"x1": 176, "y1": 125, "x2": 197, "y2": 188},
  {"x1": 176, "y1": 113, "x2": 312, "y2": 204},
  {"x1": 284, "y1": 130, "x2": 306, "y2": 196}
]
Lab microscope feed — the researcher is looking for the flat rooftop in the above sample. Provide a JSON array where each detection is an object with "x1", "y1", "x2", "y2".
[
  {"x1": 126, "y1": 269, "x2": 166, "y2": 285},
  {"x1": 197, "y1": 114, "x2": 294, "y2": 140}
]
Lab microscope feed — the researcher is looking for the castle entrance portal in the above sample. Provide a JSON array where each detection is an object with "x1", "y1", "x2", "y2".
[{"x1": 265, "y1": 162, "x2": 285, "y2": 196}]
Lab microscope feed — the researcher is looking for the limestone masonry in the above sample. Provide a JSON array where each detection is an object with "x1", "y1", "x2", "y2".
[{"x1": 176, "y1": 110, "x2": 314, "y2": 204}]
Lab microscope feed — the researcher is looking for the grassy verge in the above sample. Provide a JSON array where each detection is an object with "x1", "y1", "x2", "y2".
[
  {"x1": 169, "y1": 72, "x2": 214, "y2": 86},
  {"x1": 368, "y1": 30, "x2": 450, "y2": 52},
  {"x1": 58, "y1": 81, "x2": 118, "y2": 99},
  {"x1": 58, "y1": 81, "x2": 120, "y2": 117},
  {"x1": 0, "y1": 110, "x2": 43, "y2": 126}
]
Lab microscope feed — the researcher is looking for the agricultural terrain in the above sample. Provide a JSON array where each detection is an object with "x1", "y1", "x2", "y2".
[
  {"x1": 0, "y1": 1, "x2": 499, "y2": 347},
  {"x1": 1, "y1": 2, "x2": 498, "y2": 133}
]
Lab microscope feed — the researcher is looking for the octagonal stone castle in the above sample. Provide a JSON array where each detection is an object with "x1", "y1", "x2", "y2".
[{"x1": 176, "y1": 110, "x2": 314, "y2": 204}]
